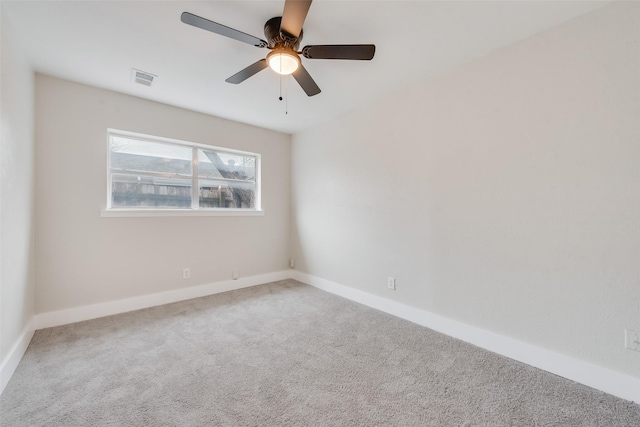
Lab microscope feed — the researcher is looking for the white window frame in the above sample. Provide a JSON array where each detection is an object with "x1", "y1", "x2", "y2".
[{"x1": 101, "y1": 129, "x2": 263, "y2": 217}]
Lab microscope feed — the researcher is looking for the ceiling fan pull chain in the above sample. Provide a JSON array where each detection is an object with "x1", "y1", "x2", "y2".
[{"x1": 277, "y1": 74, "x2": 288, "y2": 115}]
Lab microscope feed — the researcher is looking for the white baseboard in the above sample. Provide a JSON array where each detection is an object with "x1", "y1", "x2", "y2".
[
  {"x1": 35, "y1": 270, "x2": 291, "y2": 330},
  {"x1": 291, "y1": 271, "x2": 640, "y2": 404},
  {"x1": 0, "y1": 318, "x2": 35, "y2": 395},
  {"x1": 6, "y1": 270, "x2": 638, "y2": 404},
  {"x1": 1, "y1": 271, "x2": 290, "y2": 395}
]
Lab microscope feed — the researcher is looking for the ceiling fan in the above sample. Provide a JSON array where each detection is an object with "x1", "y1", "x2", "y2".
[{"x1": 181, "y1": 0, "x2": 375, "y2": 97}]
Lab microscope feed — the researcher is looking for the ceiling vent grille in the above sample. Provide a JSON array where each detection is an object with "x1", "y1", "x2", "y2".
[{"x1": 131, "y1": 69, "x2": 156, "y2": 86}]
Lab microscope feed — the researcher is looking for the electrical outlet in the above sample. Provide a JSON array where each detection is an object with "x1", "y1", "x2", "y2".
[
  {"x1": 232, "y1": 271, "x2": 239, "y2": 280},
  {"x1": 625, "y1": 329, "x2": 640, "y2": 352},
  {"x1": 183, "y1": 268, "x2": 190, "y2": 279},
  {"x1": 387, "y1": 277, "x2": 396, "y2": 290},
  {"x1": 289, "y1": 258, "x2": 296, "y2": 269}
]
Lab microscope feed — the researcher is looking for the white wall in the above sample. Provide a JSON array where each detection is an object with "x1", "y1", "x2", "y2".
[
  {"x1": 291, "y1": 1, "x2": 640, "y2": 379},
  {"x1": 0, "y1": 8, "x2": 36, "y2": 383},
  {"x1": 35, "y1": 75, "x2": 291, "y2": 313}
]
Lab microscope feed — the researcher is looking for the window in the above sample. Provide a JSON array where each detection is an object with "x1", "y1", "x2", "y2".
[{"x1": 105, "y1": 130, "x2": 261, "y2": 216}]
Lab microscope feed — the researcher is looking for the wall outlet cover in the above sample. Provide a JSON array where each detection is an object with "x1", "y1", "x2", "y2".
[
  {"x1": 625, "y1": 329, "x2": 640, "y2": 352},
  {"x1": 387, "y1": 277, "x2": 396, "y2": 290}
]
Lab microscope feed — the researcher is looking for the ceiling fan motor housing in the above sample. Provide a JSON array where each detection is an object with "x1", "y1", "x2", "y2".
[{"x1": 264, "y1": 17, "x2": 302, "y2": 50}]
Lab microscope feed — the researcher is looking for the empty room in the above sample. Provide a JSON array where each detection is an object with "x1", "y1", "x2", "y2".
[{"x1": 1, "y1": 0, "x2": 638, "y2": 425}]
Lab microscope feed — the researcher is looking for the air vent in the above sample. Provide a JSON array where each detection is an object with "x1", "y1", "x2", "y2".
[{"x1": 131, "y1": 69, "x2": 156, "y2": 87}]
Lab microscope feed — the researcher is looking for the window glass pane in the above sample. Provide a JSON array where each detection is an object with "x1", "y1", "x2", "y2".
[
  {"x1": 198, "y1": 149, "x2": 255, "y2": 181},
  {"x1": 111, "y1": 173, "x2": 191, "y2": 208},
  {"x1": 199, "y1": 179, "x2": 255, "y2": 209},
  {"x1": 107, "y1": 130, "x2": 260, "y2": 212},
  {"x1": 110, "y1": 136, "x2": 192, "y2": 175}
]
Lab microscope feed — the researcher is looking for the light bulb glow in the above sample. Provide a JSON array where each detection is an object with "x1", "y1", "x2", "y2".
[{"x1": 267, "y1": 50, "x2": 300, "y2": 75}]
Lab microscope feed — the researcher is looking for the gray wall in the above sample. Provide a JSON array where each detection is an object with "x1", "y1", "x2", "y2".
[
  {"x1": 291, "y1": 2, "x2": 640, "y2": 378},
  {"x1": 0, "y1": 9, "x2": 36, "y2": 366},
  {"x1": 35, "y1": 75, "x2": 291, "y2": 313}
]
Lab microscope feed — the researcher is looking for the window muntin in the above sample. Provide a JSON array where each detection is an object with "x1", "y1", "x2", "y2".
[{"x1": 108, "y1": 130, "x2": 260, "y2": 212}]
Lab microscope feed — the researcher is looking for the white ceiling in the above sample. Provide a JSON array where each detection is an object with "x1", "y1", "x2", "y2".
[{"x1": 2, "y1": 0, "x2": 610, "y2": 134}]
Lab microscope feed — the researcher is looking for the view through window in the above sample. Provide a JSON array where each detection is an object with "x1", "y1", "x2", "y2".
[{"x1": 108, "y1": 131, "x2": 260, "y2": 211}]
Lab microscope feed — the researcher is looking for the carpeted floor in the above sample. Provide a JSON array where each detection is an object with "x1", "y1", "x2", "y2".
[{"x1": 1, "y1": 279, "x2": 638, "y2": 426}]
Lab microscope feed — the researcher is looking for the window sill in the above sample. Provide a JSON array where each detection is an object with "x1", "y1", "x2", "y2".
[{"x1": 101, "y1": 209, "x2": 265, "y2": 218}]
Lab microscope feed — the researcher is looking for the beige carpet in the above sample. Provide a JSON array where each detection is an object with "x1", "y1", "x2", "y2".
[{"x1": 1, "y1": 279, "x2": 638, "y2": 426}]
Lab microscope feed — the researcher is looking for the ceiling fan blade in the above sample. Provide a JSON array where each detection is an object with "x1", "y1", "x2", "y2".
[
  {"x1": 225, "y1": 59, "x2": 269, "y2": 84},
  {"x1": 292, "y1": 64, "x2": 321, "y2": 97},
  {"x1": 302, "y1": 45, "x2": 376, "y2": 60},
  {"x1": 280, "y1": 0, "x2": 312, "y2": 38},
  {"x1": 181, "y1": 12, "x2": 267, "y2": 48}
]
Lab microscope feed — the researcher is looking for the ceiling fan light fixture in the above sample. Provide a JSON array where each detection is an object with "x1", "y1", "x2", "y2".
[{"x1": 267, "y1": 50, "x2": 300, "y2": 75}]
